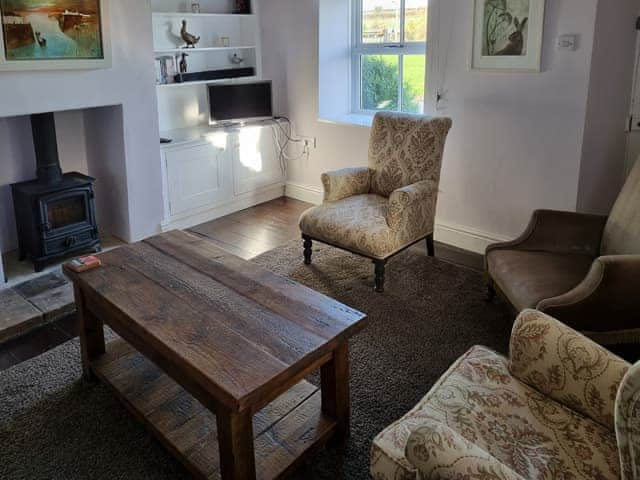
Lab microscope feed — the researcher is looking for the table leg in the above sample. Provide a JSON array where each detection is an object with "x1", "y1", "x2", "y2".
[
  {"x1": 74, "y1": 285, "x2": 105, "y2": 381},
  {"x1": 216, "y1": 409, "x2": 256, "y2": 480},
  {"x1": 321, "y1": 343, "x2": 350, "y2": 441}
]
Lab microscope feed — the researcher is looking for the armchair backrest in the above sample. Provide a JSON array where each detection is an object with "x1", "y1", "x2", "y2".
[
  {"x1": 602, "y1": 157, "x2": 640, "y2": 255},
  {"x1": 367, "y1": 112, "x2": 452, "y2": 197}
]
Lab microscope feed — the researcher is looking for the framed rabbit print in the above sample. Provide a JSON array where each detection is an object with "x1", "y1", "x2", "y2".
[{"x1": 471, "y1": 0, "x2": 545, "y2": 72}]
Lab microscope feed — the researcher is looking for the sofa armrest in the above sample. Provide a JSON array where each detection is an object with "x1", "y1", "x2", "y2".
[
  {"x1": 405, "y1": 422, "x2": 525, "y2": 480},
  {"x1": 321, "y1": 167, "x2": 371, "y2": 203},
  {"x1": 615, "y1": 362, "x2": 640, "y2": 480},
  {"x1": 538, "y1": 255, "x2": 640, "y2": 339},
  {"x1": 486, "y1": 209, "x2": 607, "y2": 258},
  {"x1": 386, "y1": 180, "x2": 439, "y2": 237},
  {"x1": 509, "y1": 310, "x2": 630, "y2": 430}
]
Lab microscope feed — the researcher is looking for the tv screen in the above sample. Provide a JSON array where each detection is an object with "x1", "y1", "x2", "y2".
[{"x1": 208, "y1": 81, "x2": 273, "y2": 123}]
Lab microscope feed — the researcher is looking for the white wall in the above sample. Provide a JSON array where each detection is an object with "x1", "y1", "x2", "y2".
[
  {"x1": 0, "y1": 0, "x2": 162, "y2": 253},
  {"x1": 261, "y1": 0, "x2": 636, "y2": 251}
]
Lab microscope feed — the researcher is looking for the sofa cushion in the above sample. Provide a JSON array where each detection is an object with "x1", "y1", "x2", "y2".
[
  {"x1": 486, "y1": 250, "x2": 594, "y2": 311},
  {"x1": 299, "y1": 194, "x2": 402, "y2": 259},
  {"x1": 371, "y1": 346, "x2": 620, "y2": 480}
]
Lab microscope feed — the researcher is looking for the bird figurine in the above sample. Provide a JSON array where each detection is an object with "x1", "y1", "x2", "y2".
[
  {"x1": 180, "y1": 20, "x2": 200, "y2": 48},
  {"x1": 35, "y1": 31, "x2": 46, "y2": 47},
  {"x1": 179, "y1": 53, "x2": 189, "y2": 73}
]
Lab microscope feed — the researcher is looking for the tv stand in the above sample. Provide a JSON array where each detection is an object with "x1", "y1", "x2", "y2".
[{"x1": 159, "y1": 123, "x2": 285, "y2": 231}]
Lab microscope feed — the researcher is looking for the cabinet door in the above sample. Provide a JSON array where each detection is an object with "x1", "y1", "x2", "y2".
[
  {"x1": 165, "y1": 142, "x2": 232, "y2": 216},
  {"x1": 231, "y1": 126, "x2": 285, "y2": 196}
]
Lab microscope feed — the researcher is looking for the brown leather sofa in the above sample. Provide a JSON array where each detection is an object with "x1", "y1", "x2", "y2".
[{"x1": 486, "y1": 158, "x2": 640, "y2": 344}]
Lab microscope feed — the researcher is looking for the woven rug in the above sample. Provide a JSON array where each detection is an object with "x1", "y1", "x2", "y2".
[{"x1": 0, "y1": 241, "x2": 514, "y2": 479}]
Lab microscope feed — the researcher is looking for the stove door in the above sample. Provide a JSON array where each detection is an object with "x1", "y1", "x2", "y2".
[{"x1": 39, "y1": 187, "x2": 97, "y2": 238}]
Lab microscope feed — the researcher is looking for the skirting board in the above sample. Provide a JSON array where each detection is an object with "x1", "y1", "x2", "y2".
[
  {"x1": 162, "y1": 184, "x2": 285, "y2": 232},
  {"x1": 285, "y1": 182, "x2": 511, "y2": 254}
]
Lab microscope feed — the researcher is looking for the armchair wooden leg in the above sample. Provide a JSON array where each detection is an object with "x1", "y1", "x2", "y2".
[
  {"x1": 486, "y1": 283, "x2": 496, "y2": 303},
  {"x1": 426, "y1": 234, "x2": 435, "y2": 257},
  {"x1": 303, "y1": 235, "x2": 313, "y2": 265},
  {"x1": 373, "y1": 260, "x2": 386, "y2": 293}
]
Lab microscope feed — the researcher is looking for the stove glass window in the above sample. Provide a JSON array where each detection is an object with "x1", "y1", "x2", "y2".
[{"x1": 47, "y1": 195, "x2": 87, "y2": 230}]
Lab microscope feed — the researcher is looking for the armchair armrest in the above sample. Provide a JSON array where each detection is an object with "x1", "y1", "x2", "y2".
[
  {"x1": 615, "y1": 361, "x2": 640, "y2": 480},
  {"x1": 386, "y1": 180, "x2": 439, "y2": 237},
  {"x1": 321, "y1": 167, "x2": 371, "y2": 202},
  {"x1": 406, "y1": 422, "x2": 525, "y2": 480},
  {"x1": 486, "y1": 209, "x2": 607, "y2": 257},
  {"x1": 538, "y1": 255, "x2": 640, "y2": 339},
  {"x1": 509, "y1": 310, "x2": 630, "y2": 430}
]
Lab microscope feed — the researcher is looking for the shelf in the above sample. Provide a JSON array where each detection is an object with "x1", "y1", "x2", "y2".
[
  {"x1": 156, "y1": 75, "x2": 259, "y2": 88},
  {"x1": 152, "y1": 12, "x2": 254, "y2": 18},
  {"x1": 154, "y1": 46, "x2": 256, "y2": 55},
  {"x1": 93, "y1": 339, "x2": 336, "y2": 480}
]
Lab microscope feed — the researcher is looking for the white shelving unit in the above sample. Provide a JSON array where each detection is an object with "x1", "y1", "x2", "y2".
[
  {"x1": 151, "y1": 0, "x2": 263, "y2": 132},
  {"x1": 151, "y1": 1, "x2": 285, "y2": 233}
]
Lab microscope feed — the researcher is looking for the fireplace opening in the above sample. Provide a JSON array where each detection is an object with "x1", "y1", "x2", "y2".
[{"x1": 11, "y1": 112, "x2": 101, "y2": 272}]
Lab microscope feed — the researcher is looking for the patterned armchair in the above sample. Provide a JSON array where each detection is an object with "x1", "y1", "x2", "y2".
[
  {"x1": 371, "y1": 310, "x2": 640, "y2": 480},
  {"x1": 299, "y1": 113, "x2": 452, "y2": 292}
]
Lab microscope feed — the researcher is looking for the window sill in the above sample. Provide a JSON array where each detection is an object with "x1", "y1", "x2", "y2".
[{"x1": 318, "y1": 113, "x2": 374, "y2": 128}]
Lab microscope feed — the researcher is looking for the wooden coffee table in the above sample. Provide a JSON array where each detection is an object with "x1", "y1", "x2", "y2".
[{"x1": 64, "y1": 230, "x2": 367, "y2": 480}]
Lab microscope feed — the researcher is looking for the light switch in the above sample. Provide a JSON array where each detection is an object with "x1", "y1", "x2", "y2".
[{"x1": 557, "y1": 34, "x2": 578, "y2": 51}]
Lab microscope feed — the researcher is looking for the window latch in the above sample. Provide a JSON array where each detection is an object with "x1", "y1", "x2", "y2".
[{"x1": 384, "y1": 44, "x2": 405, "y2": 49}]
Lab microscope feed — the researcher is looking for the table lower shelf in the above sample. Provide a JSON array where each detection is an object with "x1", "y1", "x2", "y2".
[{"x1": 92, "y1": 339, "x2": 337, "y2": 479}]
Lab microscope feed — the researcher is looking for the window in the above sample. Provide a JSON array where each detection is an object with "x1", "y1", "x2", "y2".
[{"x1": 353, "y1": 0, "x2": 428, "y2": 114}]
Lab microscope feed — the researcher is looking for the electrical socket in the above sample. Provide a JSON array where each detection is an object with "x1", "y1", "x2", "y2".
[{"x1": 301, "y1": 136, "x2": 317, "y2": 149}]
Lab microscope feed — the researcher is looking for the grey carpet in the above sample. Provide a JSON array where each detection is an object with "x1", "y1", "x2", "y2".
[{"x1": 0, "y1": 241, "x2": 514, "y2": 480}]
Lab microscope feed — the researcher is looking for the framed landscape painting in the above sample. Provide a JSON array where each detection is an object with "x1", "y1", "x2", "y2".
[
  {"x1": 471, "y1": 0, "x2": 545, "y2": 72},
  {"x1": 0, "y1": 0, "x2": 110, "y2": 70}
]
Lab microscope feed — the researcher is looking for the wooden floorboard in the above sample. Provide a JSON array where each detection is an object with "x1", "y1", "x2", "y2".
[{"x1": 0, "y1": 196, "x2": 484, "y2": 372}]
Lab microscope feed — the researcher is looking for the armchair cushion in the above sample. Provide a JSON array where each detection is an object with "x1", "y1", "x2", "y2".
[
  {"x1": 509, "y1": 310, "x2": 630, "y2": 430},
  {"x1": 486, "y1": 250, "x2": 594, "y2": 311},
  {"x1": 321, "y1": 167, "x2": 371, "y2": 203},
  {"x1": 371, "y1": 344, "x2": 621, "y2": 480},
  {"x1": 299, "y1": 194, "x2": 399, "y2": 259}
]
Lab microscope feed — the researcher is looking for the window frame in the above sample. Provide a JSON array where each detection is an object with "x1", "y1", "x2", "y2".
[{"x1": 351, "y1": 0, "x2": 428, "y2": 115}]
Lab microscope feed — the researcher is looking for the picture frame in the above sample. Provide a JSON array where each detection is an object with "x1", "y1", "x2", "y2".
[
  {"x1": 471, "y1": 0, "x2": 545, "y2": 72},
  {"x1": 0, "y1": 0, "x2": 111, "y2": 71}
]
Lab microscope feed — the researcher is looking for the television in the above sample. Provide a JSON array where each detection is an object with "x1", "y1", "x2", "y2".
[{"x1": 208, "y1": 81, "x2": 273, "y2": 124}]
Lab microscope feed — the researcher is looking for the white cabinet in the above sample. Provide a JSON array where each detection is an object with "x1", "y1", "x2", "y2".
[
  {"x1": 165, "y1": 142, "x2": 233, "y2": 215},
  {"x1": 161, "y1": 124, "x2": 285, "y2": 231},
  {"x1": 232, "y1": 126, "x2": 284, "y2": 196}
]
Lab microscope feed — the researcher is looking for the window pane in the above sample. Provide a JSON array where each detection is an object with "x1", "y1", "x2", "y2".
[
  {"x1": 362, "y1": 0, "x2": 401, "y2": 44},
  {"x1": 361, "y1": 55, "x2": 399, "y2": 111},
  {"x1": 404, "y1": 0, "x2": 428, "y2": 42},
  {"x1": 402, "y1": 55, "x2": 426, "y2": 113}
]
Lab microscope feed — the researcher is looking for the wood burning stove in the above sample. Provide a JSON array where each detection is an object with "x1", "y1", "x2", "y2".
[{"x1": 11, "y1": 113, "x2": 100, "y2": 272}]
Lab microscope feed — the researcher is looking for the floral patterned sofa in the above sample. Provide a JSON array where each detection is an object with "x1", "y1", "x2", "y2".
[{"x1": 371, "y1": 310, "x2": 640, "y2": 479}]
